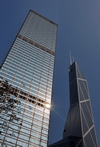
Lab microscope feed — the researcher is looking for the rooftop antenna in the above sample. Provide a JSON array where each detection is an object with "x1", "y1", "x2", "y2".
[
  {"x1": 70, "y1": 51, "x2": 72, "y2": 65},
  {"x1": 73, "y1": 56, "x2": 74, "y2": 63}
]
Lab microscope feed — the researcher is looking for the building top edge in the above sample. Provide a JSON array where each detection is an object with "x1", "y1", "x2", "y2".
[
  {"x1": 69, "y1": 61, "x2": 76, "y2": 67},
  {"x1": 30, "y1": 9, "x2": 58, "y2": 26}
]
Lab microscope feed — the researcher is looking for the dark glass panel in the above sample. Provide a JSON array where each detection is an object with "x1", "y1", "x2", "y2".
[
  {"x1": 70, "y1": 105, "x2": 82, "y2": 137},
  {"x1": 82, "y1": 141, "x2": 87, "y2": 147},
  {"x1": 84, "y1": 133, "x2": 95, "y2": 147},
  {"x1": 78, "y1": 80, "x2": 89, "y2": 100},
  {"x1": 63, "y1": 108, "x2": 71, "y2": 137},
  {"x1": 86, "y1": 101, "x2": 92, "y2": 116},
  {"x1": 76, "y1": 64, "x2": 85, "y2": 79},
  {"x1": 63, "y1": 104, "x2": 82, "y2": 138},
  {"x1": 81, "y1": 102, "x2": 93, "y2": 128},
  {"x1": 90, "y1": 127, "x2": 98, "y2": 147},
  {"x1": 71, "y1": 105, "x2": 82, "y2": 137},
  {"x1": 75, "y1": 139, "x2": 83, "y2": 147},
  {"x1": 78, "y1": 86, "x2": 85, "y2": 101},
  {"x1": 69, "y1": 62, "x2": 76, "y2": 83},
  {"x1": 81, "y1": 110, "x2": 89, "y2": 134},
  {"x1": 70, "y1": 81, "x2": 78, "y2": 105}
]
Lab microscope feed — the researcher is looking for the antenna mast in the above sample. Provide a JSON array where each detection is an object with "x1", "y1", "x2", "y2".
[{"x1": 70, "y1": 51, "x2": 72, "y2": 65}]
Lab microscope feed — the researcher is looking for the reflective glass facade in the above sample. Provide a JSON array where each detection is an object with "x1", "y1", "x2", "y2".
[
  {"x1": 0, "y1": 10, "x2": 57, "y2": 147},
  {"x1": 63, "y1": 62, "x2": 98, "y2": 147},
  {"x1": 49, "y1": 62, "x2": 98, "y2": 147}
]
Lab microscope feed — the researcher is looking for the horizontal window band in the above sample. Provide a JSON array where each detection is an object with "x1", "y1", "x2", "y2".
[
  {"x1": 17, "y1": 34, "x2": 55, "y2": 56},
  {"x1": 9, "y1": 87, "x2": 50, "y2": 108},
  {"x1": 0, "y1": 79, "x2": 51, "y2": 109}
]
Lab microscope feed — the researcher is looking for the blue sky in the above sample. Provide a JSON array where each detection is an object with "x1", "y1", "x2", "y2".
[{"x1": 0, "y1": 0, "x2": 100, "y2": 146}]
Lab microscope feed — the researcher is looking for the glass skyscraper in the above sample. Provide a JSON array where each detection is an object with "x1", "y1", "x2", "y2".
[
  {"x1": 0, "y1": 10, "x2": 57, "y2": 147},
  {"x1": 49, "y1": 61, "x2": 98, "y2": 147}
]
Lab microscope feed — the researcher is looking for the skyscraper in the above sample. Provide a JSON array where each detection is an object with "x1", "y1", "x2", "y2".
[
  {"x1": 0, "y1": 10, "x2": 57, "y2": 147},
  {"x1": 49, "y1": 61, "x2": 98, "y2": 147}
]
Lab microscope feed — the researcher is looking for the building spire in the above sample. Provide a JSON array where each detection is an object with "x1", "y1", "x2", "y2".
[
  {"x1": 70, "y1": 51, "x2": 75, "y2": 65},
  {"x1": 72, "y1": 56, "x2": 74, "y2": 63},
  {"x1": 70, "y1": 51, "x2": 72, "y2": 65}
]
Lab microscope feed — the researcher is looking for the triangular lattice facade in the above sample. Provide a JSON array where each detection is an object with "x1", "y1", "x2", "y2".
[
  {"x1": 63, "y1": 62, "x2": 98, "y2": 147},
  {"x1": 49, "y1": 62, "x2": 98, "y2": 147}
]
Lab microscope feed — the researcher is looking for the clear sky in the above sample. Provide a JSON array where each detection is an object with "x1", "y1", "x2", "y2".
[{"x1": 0, "y1": 0, "x2": 100, "y2": 146}]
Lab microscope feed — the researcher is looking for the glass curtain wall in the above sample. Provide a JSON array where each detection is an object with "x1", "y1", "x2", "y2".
[{"x1": 0, "y1": 10, "x2": 57, "y2": 147}]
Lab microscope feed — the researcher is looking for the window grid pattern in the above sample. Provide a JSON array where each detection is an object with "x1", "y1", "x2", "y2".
[
  {"x1": 0, "y1": 10, "x2": 57, "y2": 147},
  {"x1": 20, "y1": 11, "x2": 57, "y2": 52}
]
